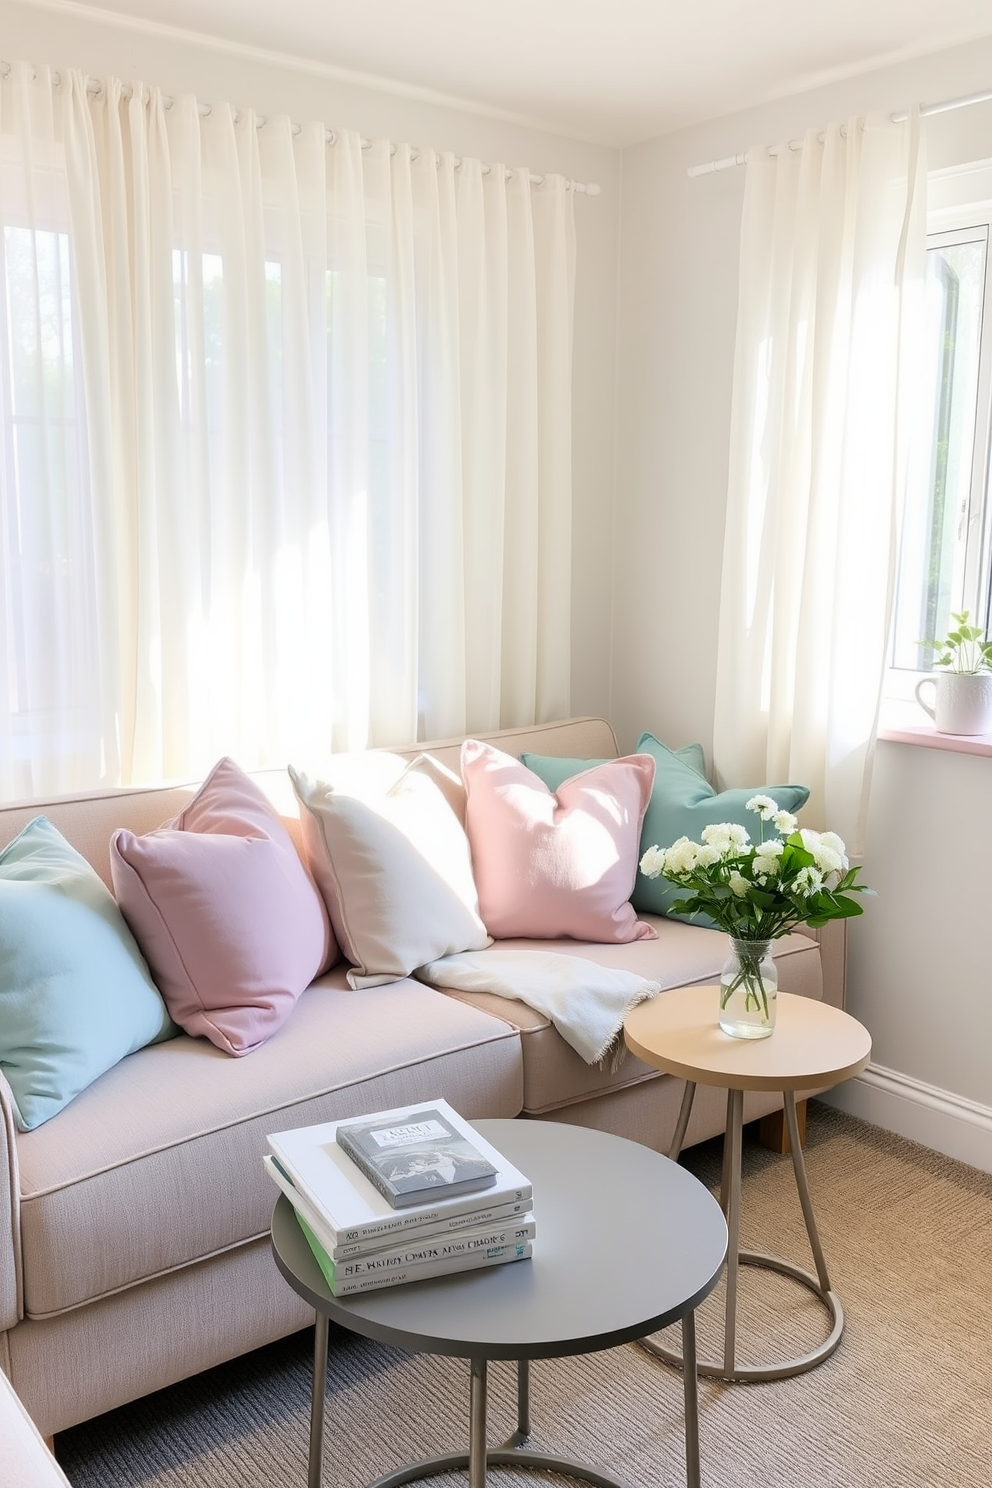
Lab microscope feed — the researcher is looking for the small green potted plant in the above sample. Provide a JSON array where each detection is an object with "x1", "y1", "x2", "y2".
[{"x1": 916, "y1": 611, "x2": 992, "y2": 735}]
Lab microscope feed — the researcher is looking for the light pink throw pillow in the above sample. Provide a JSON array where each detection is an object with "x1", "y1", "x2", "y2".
[
  {"x1": 111, "y1": 758, "x2": 335, "y2": 1056},
  {"x1": 461, "y1": 740, "x2": 657, "y2": 943}
]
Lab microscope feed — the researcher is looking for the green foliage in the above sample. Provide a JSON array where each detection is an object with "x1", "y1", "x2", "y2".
[
  {"x1": 922, "y1": 611, "x2": 992, "y2": 674},
  {"x1": 641, "y1": 802, "x2": 874, "y2": 945},
  {"x1": 665, "y1": 831, "x2": 872, "y2": 941}
]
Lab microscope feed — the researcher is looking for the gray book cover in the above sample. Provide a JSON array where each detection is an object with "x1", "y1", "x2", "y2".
[{"x1": 336, "y1": 1106, "x2": 498, "y2": 1209}]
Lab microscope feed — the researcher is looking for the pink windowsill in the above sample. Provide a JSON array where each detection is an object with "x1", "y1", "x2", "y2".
[{"x1": 878, "y1": 720, "x2": 992, "y2": 757}]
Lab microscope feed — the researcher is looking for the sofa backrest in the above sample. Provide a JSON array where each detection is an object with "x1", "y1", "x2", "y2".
[{"x1": 0, "y1": 716, "x2": 620, "y2": 889}]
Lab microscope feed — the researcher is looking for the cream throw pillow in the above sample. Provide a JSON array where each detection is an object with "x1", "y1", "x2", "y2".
[{"x1": 289, "y1": 756, "x2": 489, "y2": 989}]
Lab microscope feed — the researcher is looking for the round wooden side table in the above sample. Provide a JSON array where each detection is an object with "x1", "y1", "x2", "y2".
[{"x1": 624, "y1": 987, "x2": 871, "y2": 1382}]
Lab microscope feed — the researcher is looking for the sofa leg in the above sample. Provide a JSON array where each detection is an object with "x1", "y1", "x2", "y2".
[{"x1": 757, "y1": 1099, "x2": 807, "y2": 1153}]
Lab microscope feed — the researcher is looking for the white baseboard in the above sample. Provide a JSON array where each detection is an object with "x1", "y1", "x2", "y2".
[{"x1": 819, "y1": 1063, "x2": 992, "y2": 1175}]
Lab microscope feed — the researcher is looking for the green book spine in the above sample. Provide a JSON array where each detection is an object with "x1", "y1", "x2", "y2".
[{"x1": 296, "y1": 1212, "x2": 338, "y2": 1290}]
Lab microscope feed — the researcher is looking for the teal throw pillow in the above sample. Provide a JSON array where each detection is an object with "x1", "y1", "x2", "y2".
[
  {"x1": 630, "y1": 733, "x2": 809, "y2": 918},
  {"x1": 521, "y1": 741, "x2": 707, "y2": 795},
  {"x1": 0, "y1": 816, "x2": 177, "y2": 1131}
]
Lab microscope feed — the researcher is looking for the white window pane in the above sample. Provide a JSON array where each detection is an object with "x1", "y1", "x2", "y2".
[{"x1": 891, "y1": 232, "x2": 987, "y2": 671}]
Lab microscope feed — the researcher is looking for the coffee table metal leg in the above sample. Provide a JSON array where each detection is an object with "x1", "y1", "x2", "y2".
[
  {"x1": 309, "y1": 1312, "x2": 329, "y2": 1488},
  {"x1": 500, "y1": 1358, "x2": 530, "y2": 1449},
  {"x1": 469, "y1": 1357, "x2": 488, "y2": 1488},
  {"x1": 360, "y1": 1352, "x2": 635, "y2": 1488},
  {"x1": 517, "y1": 1358, "x2": 530, "y2": 1438},
  {"x1": 681, "y1": 1310, "x2": 700, "y2": 1488}
]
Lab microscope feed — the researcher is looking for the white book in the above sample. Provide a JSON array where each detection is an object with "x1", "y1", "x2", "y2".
[
  {"x1": 263, "y1": 1153, "x2": 533, "y2": 1260},
  {"x1": 266, "y1": 1099, "x2": 533, "y2": 1249},
  {"x1": 335, "y1": 1215, "x2": 537, "y2": 1278},
  {"x1": 264, "y1": 1154, "x2": 535, "y2": 1271},
  {"x1": 296, "y1": 1208, "x2": 534, "y2": 1296}
]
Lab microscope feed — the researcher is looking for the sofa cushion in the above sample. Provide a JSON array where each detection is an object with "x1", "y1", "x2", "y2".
[
  {"x1": 15, "y1": 970, "x2": 522, "y2": 1318},
  {"x1": 461, "y1": 739, "x2": 657, "y2": 943},
  {"x1": 0, "y1": 817, "x2": 176, "y2": 1132},
  {"x1": 426, "y1": 921, "x2": 823, "y2": 1114},
  {"x1": 290, "y1": 756, "x2": 490, "y2": 989},
  {"x1": 110, "y1": 758, "x2": 334, "y2": 1056}
]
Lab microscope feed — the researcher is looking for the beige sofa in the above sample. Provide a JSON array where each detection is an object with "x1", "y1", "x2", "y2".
[{"x1": 0, "y1": 717, "x2": 842, "y2": 1439}]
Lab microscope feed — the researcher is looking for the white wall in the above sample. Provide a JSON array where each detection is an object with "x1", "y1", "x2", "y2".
[
  {"x1": 615, "y1": 35, "x2": 992, "y2": 1170},
  {"x1": 0, "y1": 0, "x2": 623, "y2": 721}
]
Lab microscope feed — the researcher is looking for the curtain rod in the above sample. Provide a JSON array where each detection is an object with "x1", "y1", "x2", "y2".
[
  {"x1": 687, "y1": 85, "x2": 992, "y2": 178},
  {"x1": 0, "y1": 60, "x2": 601, "y2": 197}
]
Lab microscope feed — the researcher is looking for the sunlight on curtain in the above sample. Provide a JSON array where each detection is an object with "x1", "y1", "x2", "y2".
[
  {"x1": 0, "y1": 67, "x2": 122, "y2": 798},
  {"x1": 0, "y1": 61, "x2": 576, "y2": 800},
  {"x1": 713, "y1": 111, "x2": 927, "y2": 855}
]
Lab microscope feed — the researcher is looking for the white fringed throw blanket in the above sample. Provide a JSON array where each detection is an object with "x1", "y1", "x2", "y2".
[{"x1": 415, "y1": 948, "x2": 661, "y2": 1069}]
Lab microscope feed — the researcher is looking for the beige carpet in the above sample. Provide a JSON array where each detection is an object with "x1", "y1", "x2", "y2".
[{"x1": 55, "y1": 1102, "x2": 992, "y2": 1487}]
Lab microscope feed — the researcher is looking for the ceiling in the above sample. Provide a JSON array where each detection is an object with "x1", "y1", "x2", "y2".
[{"x1": 31, "y1": 0, "x2": 992, "y2": 146}]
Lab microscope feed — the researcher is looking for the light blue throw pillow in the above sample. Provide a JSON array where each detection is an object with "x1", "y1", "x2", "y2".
[
  {"x1": 521, "y1": 741, "x2": 707, "y2": 794},
  {"x1": 0, "y1": 816, "x2": 177, "y2": 1131},
  {"x1": 629, "y1": 733, "x2": 810, "y2": 918}
]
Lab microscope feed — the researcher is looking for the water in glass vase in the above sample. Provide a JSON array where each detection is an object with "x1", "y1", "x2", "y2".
[{"x1": 719, "y1": 938, "x2": 777, "y2": 1039}]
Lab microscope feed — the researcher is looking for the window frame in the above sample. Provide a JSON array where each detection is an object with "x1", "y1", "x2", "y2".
[{"x1": 883, "y1": 164, "x2": 992, "y2": 721}]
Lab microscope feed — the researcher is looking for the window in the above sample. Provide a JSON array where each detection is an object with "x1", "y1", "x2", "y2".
[
  {"x1": 0, "y1": 72, "x2": 577, "y2": 800},
  {"x1": 888, "y1": 164, "x2": 992, "y2": 705}
]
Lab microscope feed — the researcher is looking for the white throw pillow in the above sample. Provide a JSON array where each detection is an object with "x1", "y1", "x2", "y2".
[
  {"x1": 403, "y1": 751, "x2": 468, "y2": 826},
  {"x1": 289, "y1": 755, "x2": 489, "y2": 989}
]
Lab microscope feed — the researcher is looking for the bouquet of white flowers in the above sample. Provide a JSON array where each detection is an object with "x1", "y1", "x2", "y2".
[
  {"x1": 639, "y1": 795, "x2": 871, "y2": 940},
  {"x1": 639, "y1": 796, "x2": 872, "y2": 1033}
]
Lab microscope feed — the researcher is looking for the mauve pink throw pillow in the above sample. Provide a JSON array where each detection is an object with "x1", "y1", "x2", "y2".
[
  {"x1": 461, "y1": 740, "x2": 657, "y2": 943},
  {"x1": 111, "y1": 758, "x2": 335, "y2": 1056}
]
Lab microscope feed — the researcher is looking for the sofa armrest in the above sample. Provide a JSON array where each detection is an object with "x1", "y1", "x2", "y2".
[
  {"x1": 0, "y1": 1368, "x2": 71, "y2": 1486},
  {"x1": 0, "y1": 1074, "x2": 22, "y2": 1332},
  {"x1": 803, "y1": 918, "x2": 848, "y2": 1011}
]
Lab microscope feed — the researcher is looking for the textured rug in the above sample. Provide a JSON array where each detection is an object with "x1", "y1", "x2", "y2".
[{"x1": 55, "y1": 1102, "x2": 992, "y2": 1488}]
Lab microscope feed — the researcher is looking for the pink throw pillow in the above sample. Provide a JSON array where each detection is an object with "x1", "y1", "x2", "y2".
[
  {"x1": 461, "y1": 740, "x2": 657, "y2": 943},
  {"x1": 111, "y1": 758, "x2": 335, "y2": 1055}
]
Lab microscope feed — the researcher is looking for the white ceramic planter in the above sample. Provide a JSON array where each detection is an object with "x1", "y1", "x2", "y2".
[{"x1": 915, "y1": 671, "x2": 992, "y2": 735}]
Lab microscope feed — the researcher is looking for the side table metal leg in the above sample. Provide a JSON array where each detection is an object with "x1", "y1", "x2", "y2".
[
  {"x1": 669, "y1": 1080, "x2": 697, "y2": 1161},
  {"x1": 468, "y1": 1357, "x2": 488, "y2": 1488},
  {"x1": 681, "y1": 1310, "x2": 701, "y2": 1488},
  {"x1": 784, "y1": 1092, "x2": 831, "y2": 1292},
  {"x1": 638, "y1": 1086, "x2": 843, "y2": 1386},
  {"x1": 721, "y1": 1088, "x2": 744, "y2": 1377},
  {"x1": 309, "y1": 1312, "x2": 329, "y2": 1488}
]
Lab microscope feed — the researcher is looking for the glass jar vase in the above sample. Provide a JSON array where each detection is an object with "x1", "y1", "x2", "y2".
[{"x1": 719, "y1": 938, "x2": 777, "y2": 1039}]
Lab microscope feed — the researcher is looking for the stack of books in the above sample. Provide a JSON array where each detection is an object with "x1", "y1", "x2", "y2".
[{"x1": 265, "y1": 1098, "x2": 535, "y2": 1296}]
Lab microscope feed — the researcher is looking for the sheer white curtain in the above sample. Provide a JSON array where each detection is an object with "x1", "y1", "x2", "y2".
[
  {"x1": 713, "y1": 110, "x2": 926, "y2": 854},
  {"x1": 0, "y1": 61, "x2": 575, "y2": 800}
]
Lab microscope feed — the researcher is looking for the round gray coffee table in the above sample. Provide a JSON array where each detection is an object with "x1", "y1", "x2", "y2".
[{"x1": 271, "y1": 1117, "x2": 727, "y2": 1488}]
